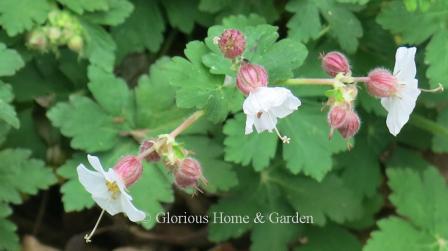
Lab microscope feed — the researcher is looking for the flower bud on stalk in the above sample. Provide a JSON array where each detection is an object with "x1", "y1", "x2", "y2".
[
  {"x1": 217, "y1": 29, "x2": 246, "y2": 59},
  {"x1": 27, "y1": 30, "x2": 48, "y2": 52},
  {"x1": 139, "y1": 139, "x2": 161, "y2": 162},
  {"x1": 321, "y1": 51, "x2": 351, "y2": 77},
  {"x1": 337, "y1": 110, "x2": 360, "y2": 139},
  {"x1": 366, "y1": 68, "x2": 398, "y2": 97},
  {"x1": 174, "y1": 158, "x2": 205, "y2": 192},
  {"x1": 113, "y1": 156, "x2": 143, "y2": 187},
  {"x1": 236, "y1": 62, "x2": 268, "y2": 95},
  {"x1": 328, "y1": 105, "x2": 349, "y2": 129},
  {"x1": 68, "y1": 35, "x2": 84, "y2": 53}
]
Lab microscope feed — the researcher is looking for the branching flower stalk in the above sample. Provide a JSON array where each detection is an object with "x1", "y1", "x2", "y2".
[{"x1": 80, "y1": 110, "x2": 205, "y2": 243}]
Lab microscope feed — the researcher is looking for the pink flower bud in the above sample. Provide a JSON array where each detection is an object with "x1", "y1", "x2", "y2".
[
  {"x1": 366, "y1": 68, "x2": 398, "y2": 97},
  {"x1": 321, "y1": 51, "x2": 351, "y2": 77},
  {"x1": 174, "y1": 158, "x2": 204, "y2": 191},
  {"x1": 113, "y1": 155, "x2": 143, "y2": 187},
  {"x1": 217, "y1": 29, "x2": 246, "y2": 59},
  {"x1": 236, "y1": 62, "x2": 268, "y2": 95},
  {"x1": 328, "y1": 105, "x2": 348, "y2": 129},
  {"x1": 139, "y1": 140, "x2": 161, "y2": 162},
  {"x1": 337, "y1": 110, "x2": 360, "y2": 139}
]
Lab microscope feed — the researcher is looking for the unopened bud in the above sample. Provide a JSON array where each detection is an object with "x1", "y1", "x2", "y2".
[
  {"x1": 46, "y1": 27, "x2": 62, "y2": 43},
  {"x1": 321, "y1": 51, "x2": 351, "y2": 77},
  {"x1": 174, "y1": 158, "x2": 204, "y2": 191},
  {"x1": 366, "y1": 68, "x2": 398, "y2": 97},
  {"x1": 217, "y1": 29, "x2": 246, "y2": 59},
  {"x1": 68, "y1": 35, "x2": 83, "y2": 53},
  {"x1": 337, "y1": 110, "x2": 360, "y2": 139},
  {"x1": 27, "y1": 30, "x2": 48, "y2": 52},
  {"x1": 113, "y1": 156, "x2": 143, "y2": 187},
  {"x1": 236, "y1": 62, "x2": 268, "y2": 95},
  {"x1": 139, "y1": 140, "x2": 161, "y2": 162},
  {"x1": 328, "y1": 105, "x2": 348, "y2": 129}
]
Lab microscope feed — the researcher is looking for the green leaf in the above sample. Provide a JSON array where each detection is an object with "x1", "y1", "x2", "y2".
[
  {"x1": 208, "y1": 169, "x2": 260, "y2": 242},
  {"x1": 84, "y1": 0, "x2": 134, "y2": 26},
  {"x1": 0, "y1": 203, "x2": 19, "y2": 251},
  {"x1": 57, "y1": 0, "x2": 109, "y2": 14},
  {"x1": 376, "y1": 1, "x2": 446, "y2": 44},
  {"x1": 0, "y1": 149, "x2": 56, "y2": 204},
  {"x1": 47, "y1": 96, "x2": 128, "y2": 152},
  {"x1": 81, "y1": 20, "x2": 116, "y2": 72},
  {"x1": 135, "y1": 58, "x2": 193, "y2": 135},
  {"x1": 0, "y1": 82, "x2": 19, "y2": 128},
  {"x1": 336, "y1": 136, "x2": 381, "y2": 198},
  {"x1": 181, "y1": 135, "x2": 238, "y2": 193},
  {"x1": 161, "y1": 0, "x2": 200, "y2": 33},
  {"x1": 87, "y1": 65, "x2": 132, "y2": 117},
  {"x1": 250, "y1": 185, "x2": 301, "y2": 251},
  {"x1": 165, "y1": 41, "x2": 243, "y2": 123},
  {"x1": 286, "y1": 0, "x2": 322, "y2": 43},
  {"x1": 286, "y1": 0, "x2": 363, "y2": 52},
  {"x1": 208, "y1": 168, "x2": 301, "y2": 251},
  {"x1": 0, "y1": 43, "x2": 24, "y2": 76},
  {"x1": 0, "y1": 0, "x2": 50, "y2": 36},
  {"x1": 365, "y1": 167, "x2": 448, "y2": 250},
  {"x1": 198, "y1": 0, "x2": 279, "y2": 23},
  {"x1": 223, "y1": 113, "x2": 277, "y2": 171},
  {"x1": 433, "y1": 109, "x2": 448, "y2": 153},
  {"x1": 387, "y1": 168, "x2": 448, "y2": 236},
  {"x1": 364, "y1": 217, "x2": 435, "y2": 251},
  {"x1": 276, "y1": 172, "x2": 363, "y2": 225},
  {"x1": 278, "y1": 105, "x2": 347, "y2": 181},
  {"x1": 58, "y1": 155, "x2": 95, "y2": 212},
  {"x1": 295, "y1": 225, "x2": 362, "y2": 251},
  {"x1": 425, "y1": 30, "x2": 448, "y2": 88},
  {"x1": 111, "y1": 0, "x2": 165, "y2": 59}
]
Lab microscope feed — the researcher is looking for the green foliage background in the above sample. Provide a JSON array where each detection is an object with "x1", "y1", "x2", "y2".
[{"x1": 0, "y1": 0, "x2": 447, "y2": 250}]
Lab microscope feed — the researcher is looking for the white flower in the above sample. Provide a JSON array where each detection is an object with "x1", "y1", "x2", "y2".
[
  {"x1": 77, "y1": 155, "x2": 145, "y2": 222},
  {"x1": 243, "y1": 87, "x2": 301, "y2": 142},
  {"x1": 381, "y1": 47, "x2": 421, "y2": 136}
]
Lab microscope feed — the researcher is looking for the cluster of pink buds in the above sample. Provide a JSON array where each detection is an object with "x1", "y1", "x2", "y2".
[
  {"x1": 327, "y1": 104, "x2": 360, "y2": 140},
  {"x1": 321, "y1": 52, "x2": 361, "y2": 142},
  {"x1": 139, "y1": 136, "x2": 206, "y2": 194},
  {"x1": 320, "y1": 47, "x2": 435, "y2": 139}
]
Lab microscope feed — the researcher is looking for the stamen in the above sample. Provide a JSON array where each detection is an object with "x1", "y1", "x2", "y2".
[
  {"x1": 274, "y1": 128, "x2": 291, "y2": 144},
  {"x1": 84, "y1": 209, "x2": 105, "y2": 243},
  {"x1": 419, "y1": 83, "x2": 444, "y2": 93}
]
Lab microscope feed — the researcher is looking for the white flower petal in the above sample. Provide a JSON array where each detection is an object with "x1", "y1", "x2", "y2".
[
  {"x1": 87, "y1": 155, "x2": 106, "y2": 175},
  {"x1": 393, "y1": 47, "x2": 417, "y2": 80},
  {"x1": 77, "y1": 164, "x2": 108, "y2": 198},
  {"x1": 245, "y1": 115, "x2": 255, "y2": 134},
  {"x1": 381, "y1": 82, "x2": 420, "y2": 136},
  {"x1": 254, "y1": 112, "x2": 277, "y2": 133},
  {"x1": 93, "y1": 196, "x2": 121, "y2": 216},
  {"x1": 243, "y1": 87, "x2": 301, "y2": 134},
  {"x1": 120, "y1": 194, "x2": 145, "y2": 222}
]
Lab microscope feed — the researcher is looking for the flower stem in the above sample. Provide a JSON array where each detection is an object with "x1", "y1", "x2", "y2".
[
  {"x1": 281, "y1": 78, "x2": 336, "y2": 86},
  {"x1": 352, "y1": 77, "x2": 370, "y2": 83},
  {"x1": 410, "y1": 114, "x2": 448, "y2": 138},
  {"x1": 84, "y1": 209, "x2": 105, "y2": 243},
  {"x1": 136, "y1": 111, "x2": 205, "y2": 160},
  {"x1": 281, "y1": 76, "x2": 370, "y2": 86},
  {"x1": 169, "y1": 110, "x2": 205, "y2": 138}
]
